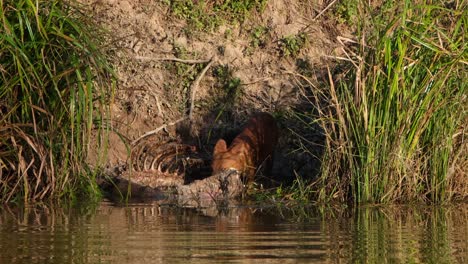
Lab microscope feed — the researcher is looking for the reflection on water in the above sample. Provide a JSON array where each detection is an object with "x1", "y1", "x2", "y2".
[{"x1": 0, "y1": 201, "x2": 466, "y2": 264}]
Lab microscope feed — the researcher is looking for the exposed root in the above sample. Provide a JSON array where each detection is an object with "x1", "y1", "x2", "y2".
[
  {"x1": 131, "y1": 117, "x2": 186, "y2": 146},
  {"x1": 189, "y1": 57, "x2": 215, "y2": 120}
]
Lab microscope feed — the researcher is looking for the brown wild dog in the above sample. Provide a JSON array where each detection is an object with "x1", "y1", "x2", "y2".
[{"x1": 211, "y1": 112, "x2": 278, "y2": 183}]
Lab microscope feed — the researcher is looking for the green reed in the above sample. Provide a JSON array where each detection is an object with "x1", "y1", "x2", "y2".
[
  {"x1": 0, "y1": 0, "x2": 114, "y2": 203},
  {"x1": 315, "y1": 0, "x2": 467, "y2": 203}
]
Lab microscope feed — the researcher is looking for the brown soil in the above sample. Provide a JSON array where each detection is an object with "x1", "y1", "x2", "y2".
[{"x1": 82, "y1": 0, "x2": 351, "y2": 182}]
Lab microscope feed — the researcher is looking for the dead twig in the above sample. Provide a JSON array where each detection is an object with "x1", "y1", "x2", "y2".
[
  {"x1": 312, "y1": 0, "x2": 338, "y2": 21},
  {"x1": 135, "y1": 55, "x2": 211, "y2": 64},
  {"x1": 131, "y1": 117, "x2": 187, "y2": 146},
  {"x1": 189, "y1": 57, "x2": 215, "y2": 120}
]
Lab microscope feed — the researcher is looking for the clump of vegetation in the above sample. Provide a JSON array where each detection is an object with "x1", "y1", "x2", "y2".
[
  {"x1": 279, "y1": 33, "x2": 307, "y2": 57},
  {"x1": 165, "y1": 0, "x2": 268, "y2": 32},
  {"x1": 334, "y1": 0, "x2": 358, "y2": 25},
  {"x1": 212, "y1": 64, "x2": 243, "y2": 113},
  {"x1": 166, "y1": 0, "x2": 222, "y2": 32},
  {"x1": 213, "y1": 65, "x2": 242, "y2": 98},
  {"x1": 242, "y1": 25, "x2": 270, "y2": 55},
  {"x1": 250, "y1": 26, "x2": 269, "y2": 48},
  {"x1": 309, "y1": 0, "x2": 467, "y2": 204},
  {"x1": 214, "y1": 0, "x2": 268, "y2": 22},
  {"x1": 0, "y1": 0, "x2": 114, "y2": 203}
]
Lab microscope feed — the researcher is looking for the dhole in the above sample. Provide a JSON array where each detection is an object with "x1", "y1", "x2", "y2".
[{"x1": 211, "y1": 112, "x2": 278, "y2": 182}]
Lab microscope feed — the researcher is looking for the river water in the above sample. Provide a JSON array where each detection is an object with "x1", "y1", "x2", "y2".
[{"x1": 0, "y1": 200, "x2": 466, "y2": 263}]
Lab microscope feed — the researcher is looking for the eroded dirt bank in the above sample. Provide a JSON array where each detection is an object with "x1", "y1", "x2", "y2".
[{"x1": 83, "y1": 0, "x2": 351, "y2": 183}]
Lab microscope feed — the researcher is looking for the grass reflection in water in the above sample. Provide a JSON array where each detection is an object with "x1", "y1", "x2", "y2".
[{"x1": 0, "y1": 202, "x2": 466, "y2": 264}]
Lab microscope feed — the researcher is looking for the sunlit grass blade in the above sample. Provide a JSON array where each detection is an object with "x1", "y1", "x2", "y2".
[
  {"x1": 0, "y1": 0, "x2": 114, "y2": 203},
  {"x1": 307, "y1": 0, "x2": 467, "y2": 204}
]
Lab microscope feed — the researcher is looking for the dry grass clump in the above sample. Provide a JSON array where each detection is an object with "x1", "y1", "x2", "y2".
[
  {"x1": 309, "y1": 0, "x2": 466, "y2": 204},
  {"x1": 0, "y1": 0, "x2": 114, "y2": 203}
]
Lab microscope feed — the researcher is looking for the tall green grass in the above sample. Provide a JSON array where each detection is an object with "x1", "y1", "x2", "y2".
[
  {"x1": 0, "y1": 0, "x2": 114, "y2": 203},
  {"x1": 315, "y1": 0, "x2": 466, "y2": 203}
]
